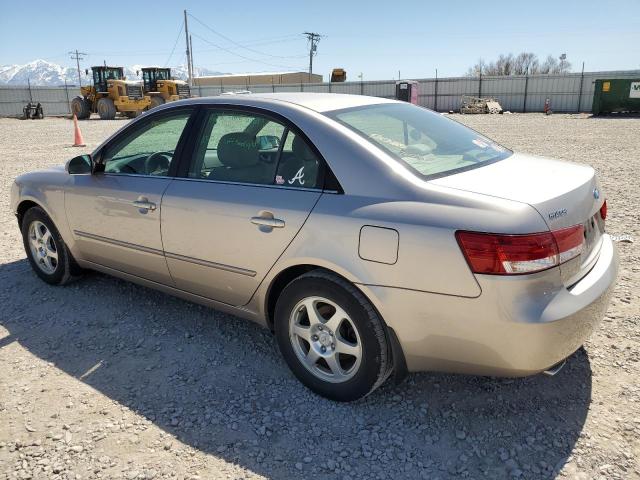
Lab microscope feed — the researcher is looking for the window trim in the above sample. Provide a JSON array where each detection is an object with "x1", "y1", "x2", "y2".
[
  {"x1": 173, "y1": 104, "x2": 341, "y2": 193},
  {"x1": 93, "y1": 106, "x2": 199, "y2": 178}
]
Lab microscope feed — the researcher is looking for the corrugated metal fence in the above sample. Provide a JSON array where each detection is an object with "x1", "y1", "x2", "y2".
[{"x1": 2, "y1": 70, "x2": 639, "y2": 117}]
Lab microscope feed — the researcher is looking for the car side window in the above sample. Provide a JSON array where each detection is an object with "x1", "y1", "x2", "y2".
[
  {"x1": 274, "y1": 130, "x2": 322, "y2": 189},
  {"x1": 102, "y1": 110, "x2": 192, "y2": 176},
  {"x1": 189, "y1": 110, "x2": 286, "y2": 185}
]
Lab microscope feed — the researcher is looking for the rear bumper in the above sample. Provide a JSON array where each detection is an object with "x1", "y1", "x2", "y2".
[{"x1": 363, "y1": 234, "x2": 619, "y2": 376}]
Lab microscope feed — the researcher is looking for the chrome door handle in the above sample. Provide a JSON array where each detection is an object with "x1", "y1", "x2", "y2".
[
  {"x1": 133, "y1": 199, "x2": 156, "y2": 211},
  {"x1": 250, "y1": 216, "x2": 285, "y2": 228}
]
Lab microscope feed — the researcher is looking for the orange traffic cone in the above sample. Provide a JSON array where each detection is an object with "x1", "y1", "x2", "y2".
[{"x1": 72, "y1": 114, "x2": 86, "y2": 147}]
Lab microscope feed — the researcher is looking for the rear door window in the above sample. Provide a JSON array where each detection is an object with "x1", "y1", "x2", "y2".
[
  {"x1": 188, "y1": 111, "x2": 284, "y2": 185},
  {"x1": 188, "y1": 109, "x2": 324, "y2": 189},
  {"x1": 275, "y1": 130, "x2": 322, "y2": 189}
]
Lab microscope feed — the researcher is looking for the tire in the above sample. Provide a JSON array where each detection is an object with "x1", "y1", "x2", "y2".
[
  {"x1": 71, "y1": 96, "x2": 90, "y2": 119},
  {"x1": 149, "y1": 96, "x2": 165, "y2": 109},
  {"x1": 21, "y1": 207, "x2": 82, "y2": 286},
  {"x1": 274, "y1": 270, "x2": 392, "y2": 401},
  {"x1": 123, "y1": 110, "x2": 140, "y2": 119},
  {"x1": 96, "y1": 97, "x2": 116, "y2": 120}
]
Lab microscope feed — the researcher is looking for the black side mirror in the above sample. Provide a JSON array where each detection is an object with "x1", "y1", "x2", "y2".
[{"x1": 66, "y1": 154, "x2": 93, "y2": 174}]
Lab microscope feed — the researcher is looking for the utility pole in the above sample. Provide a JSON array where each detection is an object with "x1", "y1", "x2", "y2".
[
  {"x1": 189, "y1": 34, "x2": 195, "y2": 78},
  {"x1": 304, "y1": 32, "x2": 321, "y2": 82},
  {"x1": 68, "y1": 49, "x2": 86, "y2": 87},
  {"x1": 184, "y1": 10, "x2": 193, "y2": 87}
]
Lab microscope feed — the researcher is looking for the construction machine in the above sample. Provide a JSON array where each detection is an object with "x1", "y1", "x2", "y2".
[
  {"x1": 140, "y1": 67, "x2": 190, "y2": 109},
  {"x1": 71, "y1": 66, "x2": 151, "y2": 120}
]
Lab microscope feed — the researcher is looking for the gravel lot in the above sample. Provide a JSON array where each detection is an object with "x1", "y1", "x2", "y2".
[{"x1": 0, "y1": 113, "x2": 638, "y2": 480}]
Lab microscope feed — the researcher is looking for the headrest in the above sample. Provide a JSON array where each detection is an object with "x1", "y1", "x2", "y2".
[
  {"x1": 292, "y1": 135, "x2": 317, "y2": 163},
  {"x1": 217, "y1": 132, "x2": 259, "y2": 168}
]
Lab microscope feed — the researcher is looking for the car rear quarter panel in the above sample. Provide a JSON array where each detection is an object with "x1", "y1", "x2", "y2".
[{"x1": 263, "y1": 185, "x2": 550, "y2": 301}]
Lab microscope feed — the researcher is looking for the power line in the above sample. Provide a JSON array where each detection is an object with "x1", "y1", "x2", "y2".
[
  {"x1": 83, "y1": 35, "x2": 303, "y2": 59},
  {"x1": 189, "y1": 39, "x2": 306, "y2": 59},
  {"x1": 303, "y1": 32, "x2": 322, "y2": 81},
  {"x1": 68, "y1": 50, "x2": 87, "y2": 87},
  {"x1": 164, "y1": 20, "x2": 184, "y2": 67},
  {"x1": 190, "y1": 32, "x2": 303, "y2": 71},
  {"x1": 188, "y1": 13, "x2": 304, "y2": 60}
]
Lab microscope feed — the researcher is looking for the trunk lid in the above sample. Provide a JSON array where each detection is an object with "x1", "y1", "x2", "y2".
[{"x1": 432, "y1": 153, "x2": 605, "y2": 284}]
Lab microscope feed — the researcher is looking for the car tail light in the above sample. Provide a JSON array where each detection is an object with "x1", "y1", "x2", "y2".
[
  {"x1": 456, "y1": 225, "x2": 585, "y2": 275},
  {"x1": 599, "y1": 200, "x2": 607, "y2": 221}
]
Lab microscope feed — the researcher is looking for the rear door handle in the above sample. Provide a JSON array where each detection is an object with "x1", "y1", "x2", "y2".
[
  {"x1": 250, "y1": 216, "x2": 285, "y2": 228},
  {"x1": 133, "y1": 198, "x2": 157, "y2": 211}
]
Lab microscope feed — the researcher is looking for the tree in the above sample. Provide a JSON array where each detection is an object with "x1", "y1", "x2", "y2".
[
  {"x1": 513, "y1": 52, "x2": 539, "y2": 75},
  {"x1": 466, "y1": 52, "x2": 571, "y2": 76}
]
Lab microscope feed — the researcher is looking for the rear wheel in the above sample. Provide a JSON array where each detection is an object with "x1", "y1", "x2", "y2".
[
  {"x1": 71, "y1": 96, "x2": 90, "y2": 119},
  {"x1": 149, "y1": 96, "x2": 165, "y2": 109},
  {"x1": 21, "y1": 207, "x2": 82, "y2": 285},
  {"x1": 97, "y1": 97, "x2": 116, "y2": 120},
  {"x1": 274, "y1": 270, "x2": 391, "y2": 401}
]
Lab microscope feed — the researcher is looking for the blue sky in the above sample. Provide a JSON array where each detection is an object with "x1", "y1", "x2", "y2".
[{"x1": 1, "y1": 0, "x2": 639, "y2": 80}]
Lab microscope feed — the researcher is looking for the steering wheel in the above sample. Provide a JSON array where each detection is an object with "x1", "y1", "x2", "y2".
[{"x1": 145, "y1": 151, "x2": 172, "y2": 175}]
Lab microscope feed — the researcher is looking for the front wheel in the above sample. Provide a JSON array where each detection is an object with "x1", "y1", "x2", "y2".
[
  {"x1": 274, "y1": 270, "x2": 392, "y2": 401},
  {"x1": 71, "y1": 96, "x2": 90, "y2": 119},
  {"x1": 96, "y1": 97, "x2": 116, "y2": 120},
  {"x1": 21, "y1": 207, "x2": 81, "y2": 285}
]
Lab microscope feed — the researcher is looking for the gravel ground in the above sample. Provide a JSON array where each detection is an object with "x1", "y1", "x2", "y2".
[{"x1": 0, "y1": 113, "x2": 638, "y2": 480}]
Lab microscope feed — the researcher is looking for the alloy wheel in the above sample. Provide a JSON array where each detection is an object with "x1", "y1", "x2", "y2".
[
  {"x1": 289, "y1": 296, "x2": 362, "y2": 383},
  {"x1": 28, "y1": 220, "x2": 58, "y2": 274}
]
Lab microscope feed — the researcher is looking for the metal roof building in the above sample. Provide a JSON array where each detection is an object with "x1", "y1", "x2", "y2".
[{"x1": 193, "y1": 71, "x2": 323, "y2": 87}]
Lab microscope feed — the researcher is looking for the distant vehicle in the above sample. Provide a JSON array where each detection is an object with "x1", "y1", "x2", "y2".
[
  {"x1": 71, "y1": 66, "x2": 151, "y2": 120},
  {"x1": 12, "y1": 93, "x2": 618, "y2": 401},
  {"x1": 331, "y1": 68, "x2": 346, "y2": 82},
  {"x1": 219, "y1": 90, "x2": 252, "y2": 95},
  {"x1": 140, "y1": 67, "x2": 190, "y2": 109},
  {"x1": 22, "y1": 102, "x2": 43, "y2": 120}
]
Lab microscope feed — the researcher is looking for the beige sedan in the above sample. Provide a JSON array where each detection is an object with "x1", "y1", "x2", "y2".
[{"x1": 11, "y1": 93, "x2": 618, "y2": 401}]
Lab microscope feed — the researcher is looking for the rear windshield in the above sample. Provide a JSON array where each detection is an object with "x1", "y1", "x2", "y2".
[{"x1": 326, "y1": 103, "x2": 512, "y2": 180}]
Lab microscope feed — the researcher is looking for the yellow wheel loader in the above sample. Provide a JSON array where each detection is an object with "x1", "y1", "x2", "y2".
[
  {"x1": 71, "y1": 66, "x2": 151, "y2": 120},
  {"x1": 141, "y1": 67, "x2": 191, "y2": 109}
]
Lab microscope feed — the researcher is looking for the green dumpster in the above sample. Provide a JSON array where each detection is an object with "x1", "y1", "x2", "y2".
[{"x1": 592, "y1": 79, "x2": 640, "y2": 115}]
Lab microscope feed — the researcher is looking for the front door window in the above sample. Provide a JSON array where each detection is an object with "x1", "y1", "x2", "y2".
[{"x1": 102, "y1": 110, "x2": 192, "y2": 176}]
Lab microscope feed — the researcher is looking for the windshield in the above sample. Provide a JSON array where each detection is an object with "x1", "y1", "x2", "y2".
[
  {"x1": 327, "y1": 103, "x2": 512, "y2": 179},
  {"x1": 105, "y1": 68, "x2": 122, "y2": 80}
]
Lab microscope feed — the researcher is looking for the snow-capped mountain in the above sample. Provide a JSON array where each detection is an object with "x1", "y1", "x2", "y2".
[
  {"x1": 0, "y1": 60, "x2": 76, "y2": 86},
  {"x1": 0, "y1": 60, "x2": 225, "y2": 86}
]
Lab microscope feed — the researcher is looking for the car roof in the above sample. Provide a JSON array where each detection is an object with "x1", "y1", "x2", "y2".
[{"x1": 185, "y1": 92, "x2": 398, "y2": 113}]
